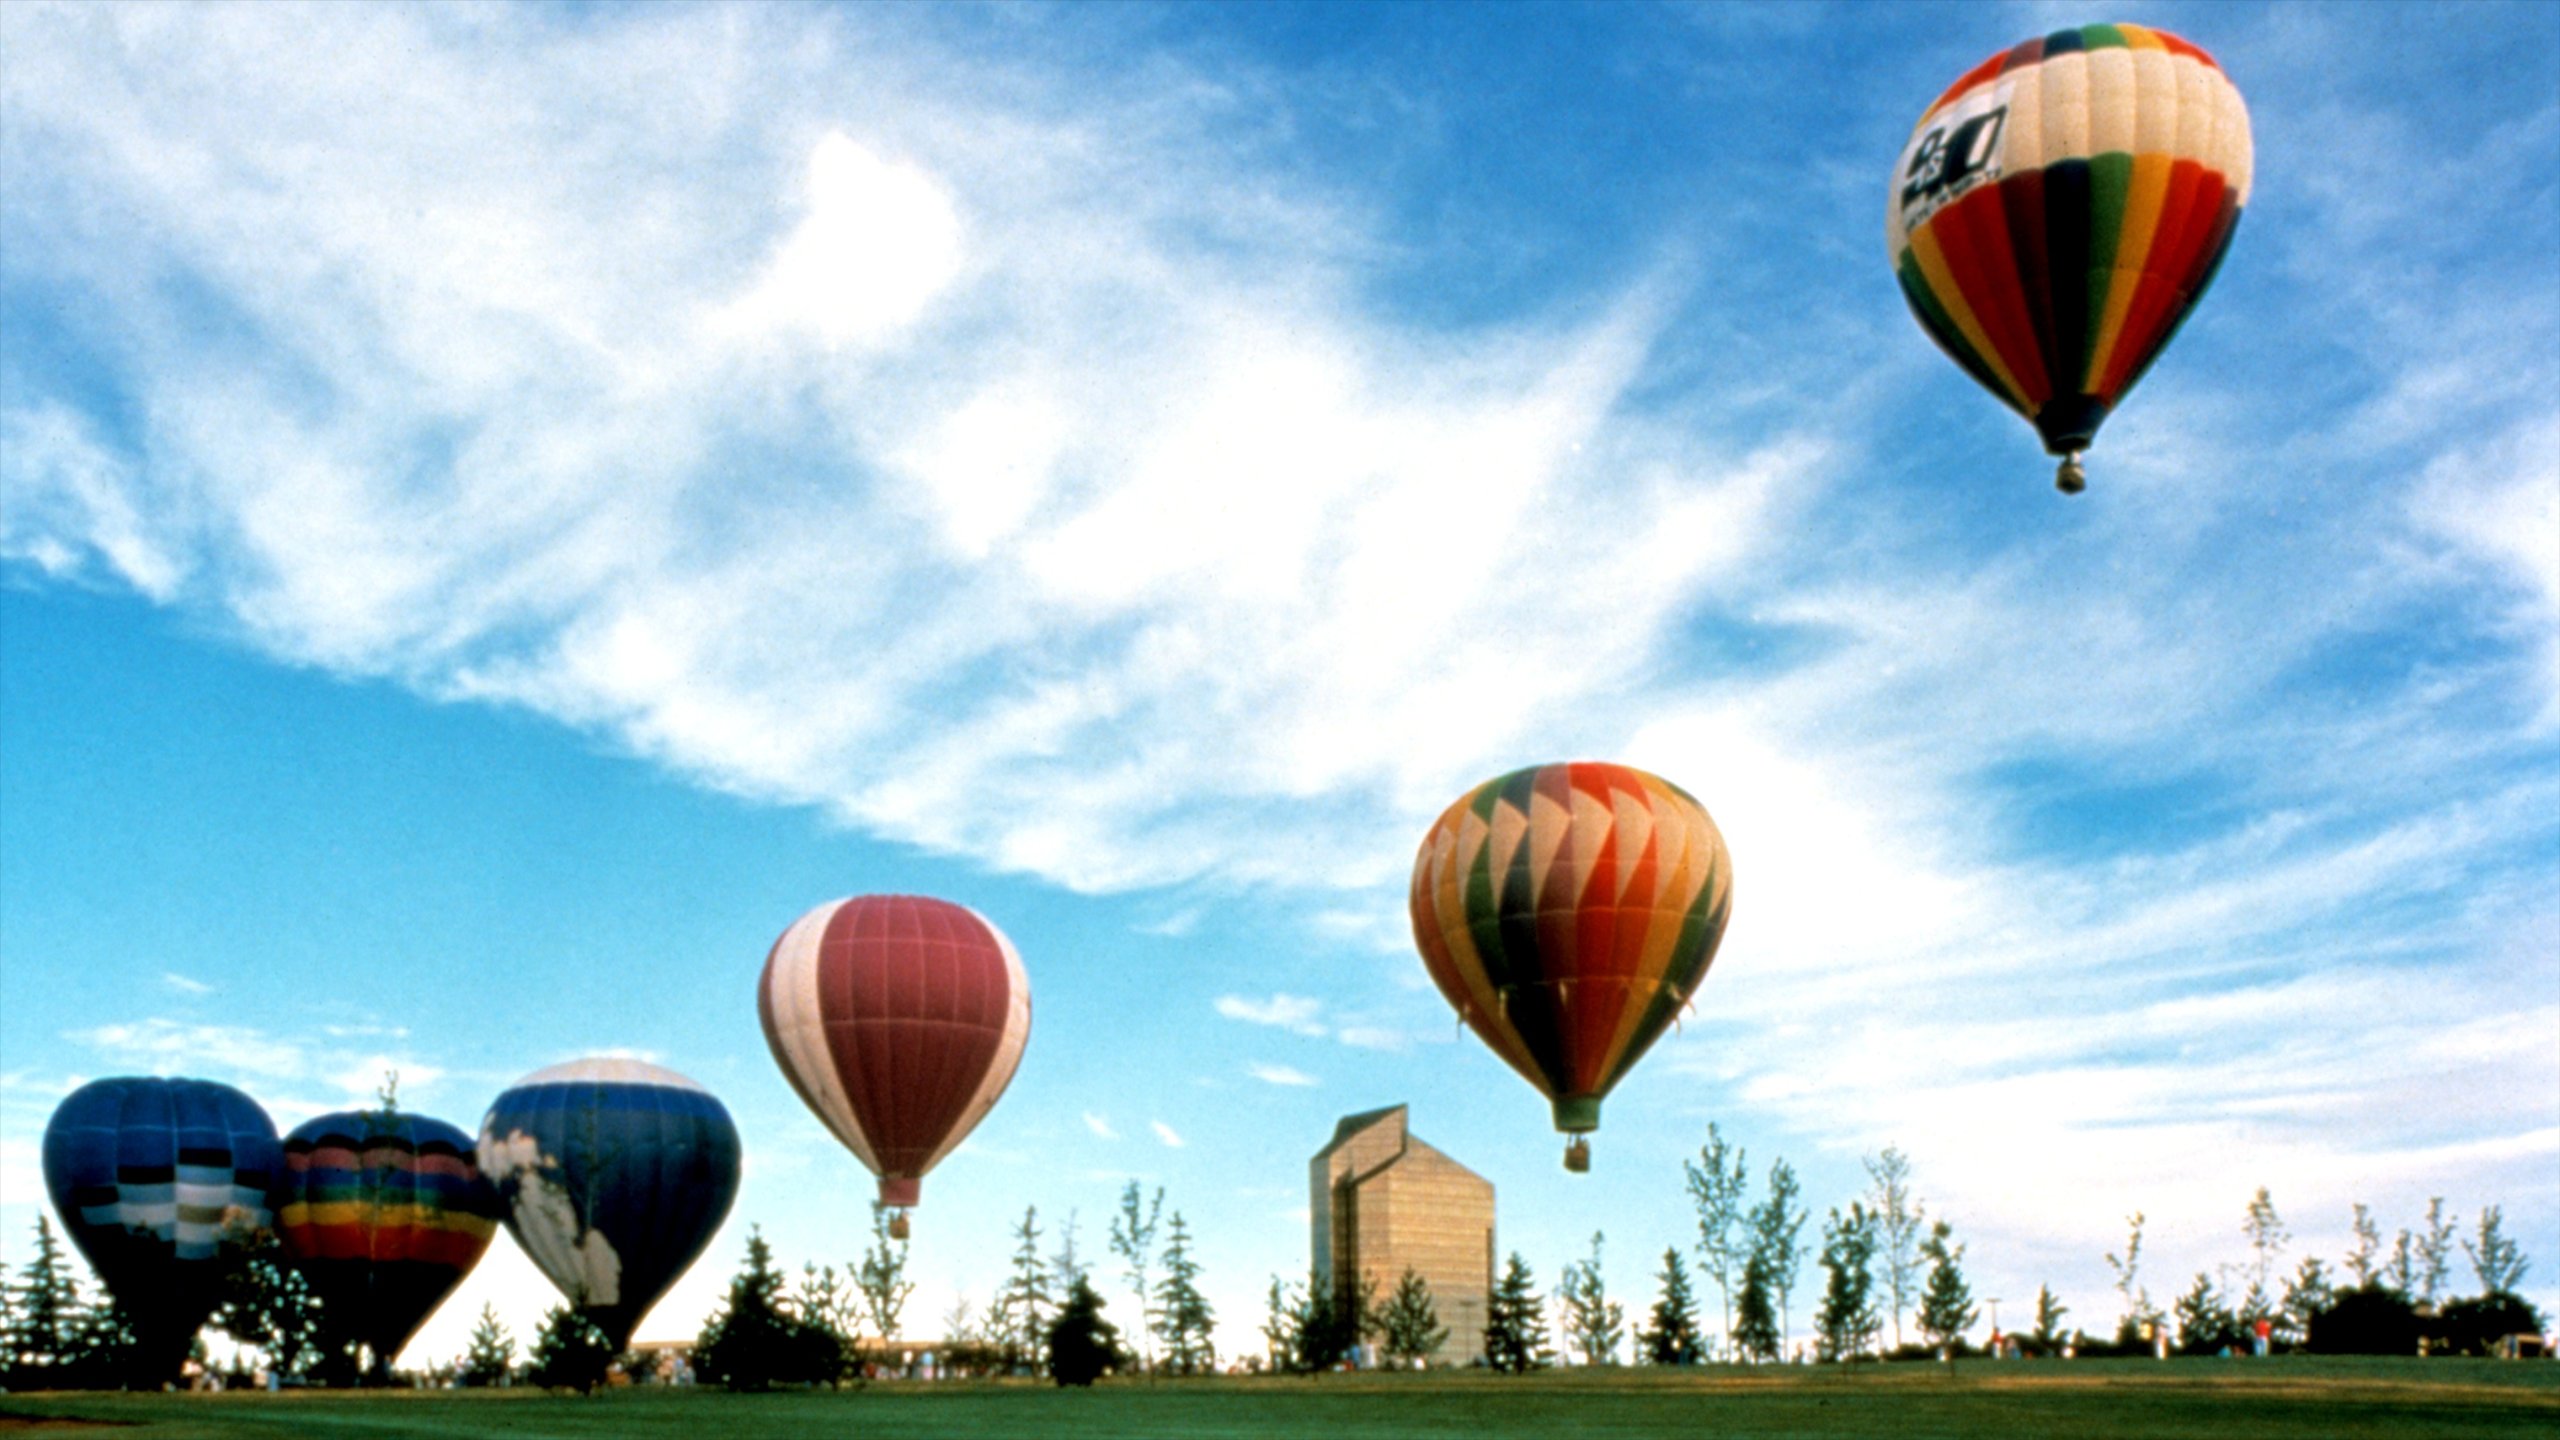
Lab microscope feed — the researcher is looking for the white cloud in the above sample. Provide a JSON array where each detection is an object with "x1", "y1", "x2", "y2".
[
  {"x1": 1151, "y1": 1120, "x2": 1185, "y2": 1149},
  {"x1": 1248, "y1": 1063, "x2": 1318, "y2": 1088},
  {"x1": 716, "y1": 132, "x2": 964, "y2": 350},
  {"x1": 1214, "y1": 993, "x2": 1327, "y2": 1036},
  {"x1": 1082, "y1": 1111, "x2": 1118, "y2": 1140},
  {"x1": 68, "y1": 1020, "x2": 305, "y2": 1080},
  {"x1": 161, "y1": 971, "x2": 214, "y2": 996}
]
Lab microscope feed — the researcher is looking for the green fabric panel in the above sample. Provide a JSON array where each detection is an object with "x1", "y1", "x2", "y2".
[
  {"x1": 2083, "y1": 152, "x2": 2133, "y2": 377},
  {"x1": 2079, "y1": 23, "x2": 2128, "y2": 52}
]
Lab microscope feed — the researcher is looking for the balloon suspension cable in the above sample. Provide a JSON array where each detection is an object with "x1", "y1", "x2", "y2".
[
  {"x1": 2055, "y1": 451, "x2": 2088, "y2": 496},
  {"x1": 1564, "y1": 1136, "x2": 1591, "y2": 1173}
]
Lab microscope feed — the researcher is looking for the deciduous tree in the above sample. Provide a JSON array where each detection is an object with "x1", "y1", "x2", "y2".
[
  {"x1": 1557, "y1": 1232, "x2": 1625, "y2": 1366},
  {"x1": 2463, "y1": 1205, "x2": 2529, "y2": 1296},
  {"x1": 1684, "y1": 1124, "x2": 1748, "y2": 1358},
  {"x1": 855, "y1": 1204, "x2": 915, "y2": 1343},
  {"x1": 1750, "y1": 1157, "x2": 1808, "y2": 1354},
  {"x1": 1108, "y1": 1182, "x2": 1165, "y2": 1373},
  {"x1": 1814, "y1": 1204, "x2": 1879, "y2": 1362},
  {"x1": 1863, "y1": 1147, "x2": 1926, "y2": 1348}
]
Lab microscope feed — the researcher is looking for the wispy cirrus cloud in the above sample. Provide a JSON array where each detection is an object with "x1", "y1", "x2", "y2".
[
  {"x1": 1214, "y1": 994, "x2": 1327, "y2": 1036},
  {"x1": 1151, "y1": 1120, "x2": 1185, "y2": 1149},
  {"x1": 1082, "y1": 1111, "x2": 1118, "y2": 1141},
  {"x1": 1247, "y1": 1063, "x2": 1319, "y2": 1088}
]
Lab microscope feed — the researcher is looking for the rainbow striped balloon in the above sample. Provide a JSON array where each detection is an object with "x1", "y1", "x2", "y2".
[
  {"x1": 1889, "y1": 22, "x2": 2253, "y2": 492},
  {"x1": 275, "y1": 1111, "x2": 502, "y2": 1366},
  {"x1": 1410, "y1": 763, "x2": 1733, "y2": 1154}
]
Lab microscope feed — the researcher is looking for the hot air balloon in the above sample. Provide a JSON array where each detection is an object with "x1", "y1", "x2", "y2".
[
  {"x1": 1888, "y1": 22, "x2": 2253, "y2": 493},
  {"x1": 274, "y1": 1109, "x2": 503, "y2": 1374},
  {"x1": 477, "y1": 1059, "x2": 740, "y2": 1349},
  {"x1": 1410, "y1": 762, "x2": 1734, "y2": 1171},
  {"x1": 760, "y1": 894, "x2": 1031, "y2": 1239},
  {"x1": 41, "y1": 1076, "x2": 285, "y2": 1380}
]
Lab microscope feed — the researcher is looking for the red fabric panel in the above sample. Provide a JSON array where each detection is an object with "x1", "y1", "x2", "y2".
[
  {"x1": 1940, "y1": 185, "x2": 2051, "y2": 403},
  {"x1": 2103, "y1": 161, "x2": 2220, "y2": 398},
  {"x1": 813, "y1": 896, "x2": 1014, "y2": 1180}
]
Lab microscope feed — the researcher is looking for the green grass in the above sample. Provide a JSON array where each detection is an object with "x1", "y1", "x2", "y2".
[{"x1": 5, "y1": 1359, "x2": 2556, "y2": 1440}]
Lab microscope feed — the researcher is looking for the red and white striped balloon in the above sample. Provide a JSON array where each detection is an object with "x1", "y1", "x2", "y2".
[{"x1": 758, "y1": 895, "x2": 1031, "y2": 1225}]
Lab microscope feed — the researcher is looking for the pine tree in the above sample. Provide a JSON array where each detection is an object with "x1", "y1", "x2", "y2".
[
  {"x1": 2173, "y1": 1272, "x2": 2237, "y2": 1355},
  {"x1": 1637, "y1": 1248, "x2": 1703, "y2": 1365},
  {"x1": 1482, "y1": 1252, "x2": 1550, "y2": 1373},
  {"x1": 527, "y1": 1306, "x2": 615, "y2": 1392},
  {"x1": 1731, "y1": 1251, "x2": 1778, "y2": 1362},
  {"x1": 1915, "y1": 1220, "x2": 1977, "y2": 1354},
  {"x1": 459, "y1": 1304, "x2": 515, "y2": 1387},
  {"x1": 2463, "y1": 1206, "x2": 2529, "y2": 1296},
  {"x1": 1151, "y1": 1213, "x2": 1215, "y2": 1375},
  {"x1": 1045, "y1": 1274, "x2": 1121, "y2": 1387},
  {"x1": 995, "y1": 1206, "x2": 1053, "y2": 1374},
  {"x1": 5, "y1": 1215, "x2": 86, "y2": 1385},
  {"x1": 696, "y1": 1227, "x2": 843, "y2": 1390},
  {"x1": 2279, "y1": 1255, "x2": 2333, "y2": 1347},
  {"x1": 2029, "y1": 1285, "x2": 2069, "y2": 1353},
  {"x1": 1558, "y1": 1232, "x2": 1625, "y2": 1366},
  {"x1": 1814, "y1": 1203, "x2": 1880, "y2": 1362},
  {"x1": 1376, "y1": 1267, "x2": 1447, "y2": 1367}
]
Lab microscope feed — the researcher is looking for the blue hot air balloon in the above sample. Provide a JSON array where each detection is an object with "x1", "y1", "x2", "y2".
[
  {"x1": 478, "y1": 1059, "x2": 741, "y2": 1348},
  {"x1": 41, "y1": 1076, "x2": 285, "y2": 1380}
]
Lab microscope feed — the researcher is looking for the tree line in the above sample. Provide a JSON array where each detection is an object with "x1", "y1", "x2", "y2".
[{"x1": 3, "y1": 1133, "x2": 2544, "y2": 1390}]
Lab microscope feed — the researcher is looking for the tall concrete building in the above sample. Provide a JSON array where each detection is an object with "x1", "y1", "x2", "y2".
[{"x1": 1310, "y1": 1104, "x2": 1495, "y2": 1364}]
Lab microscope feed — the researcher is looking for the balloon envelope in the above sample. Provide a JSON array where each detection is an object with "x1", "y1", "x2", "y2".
[
  {"x1": 41, "y1": 1076, "x2": 285, "y2": 1377},
  {"x1": 1410, "y1": 762, "x2": 1734, "y2": 1141},
  {"x1": 1888, "y1": 22, "x2": 2252, "y2": 484},
  {"x1": 275, "y1": 1110, "x2": 502, "y2": 1364},
  {"x1": 478, "y1": 1060, "x2": 740, "y2": 1349},
  {"x1": 760, "y1": 894, "x2": 1031, "y2": 1215}
]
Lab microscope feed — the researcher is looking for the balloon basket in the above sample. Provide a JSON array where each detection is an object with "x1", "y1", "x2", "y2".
[
  {"x1": 888, "y1": 1211, "x2": 911, "y2": 1241},
  {"x1": 2055, "y1": 453, "x2": 2087, "y2": 495},
  {"x1": 1564, "y1": 1137, "x2": 1591, "y2": 1173}
]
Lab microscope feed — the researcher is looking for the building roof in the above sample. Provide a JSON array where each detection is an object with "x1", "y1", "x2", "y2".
[{"x1": 1315, "y1": 1103, "x2": 1407, "y2": 1160}]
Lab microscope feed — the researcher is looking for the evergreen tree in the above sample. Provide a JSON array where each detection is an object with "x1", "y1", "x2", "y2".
[
  {"x1": 694, "y1": 1227, "x2": 843, "y2": 1390},
  {"x1": 2029, "y1": 1285, "x2": 2068, "y2": 1353},
  {"x1": 2279, "y1": 1255, "x2": 2334, "y2": 1347},
  {"x1": 1482, "y1": 1252, "x2": 1550, "y2": 1373},
  {"x1": 1108, "y1": 1182, "x2": 1165, "y2": 1373},
  {"x1": 855, "y1": 1204, "x2": 915, "y2": 1343},
  {"x1": 527, "y1": 1306, "x2": 614, "y2": 1392},
  {"x1": 1285, "y1": 1269, "x2": 1374, "y2": 1373},
  {"x1": 1814, "y1": 1203, "x2": 1880, "y2": 1362},
  {"x1": 1151, "y1": 1213, "x2": 1215, "y2": 1375},
  {"x1": 458, "y1": 1304, "x2": 515, "y2": 1387},
  {"x1": 995, "y1": 1206, "x2": 1053, "y2": 1374},
  {"x1": 63, "y1": 1296, "x2": 141, "y2": 1389},
  {"x1": 1637, "y1": 1248, "x2": 1703, "y2": 1366},
  {"x1": 1376, "y1": 1266, "x2": 1447, "y2": 1366},
  {"x1": 1045, "y1": 1274, "x2": 1121, "y2": 1388},
  {"x1": 1915, "y1": 1220, "x2": 1977, "y2": 1354},
  {"x1": 1050, "y1": 1210, "x2": 1089, "y2": 1296},
  {"x1": 2172, "y1": 1272, "x2": 2239, "y2": 1355},
  {"x1": 211, "y1": 1230, "x2": 345, "y2": 1385},
  {"x1": 1863, "y1": 1146, "x2": 1926, "y2": 1349},
  {"x1": 1684, "y1": 1125, "x2": 1748, "y2": 1358},
  {"x1": 1750, "y1": 1156, "x2": 1808, "y2": 1353},
  {"x1": 1731, "y1": 1251, "x2": 1778, "y2": 1362},
  {"x1": 2463, "y1": 1206, "x2": 2529, "y2": 1296},
  {"x1": 5, "y1": 1215, "x2": 85, "y2": 1386},
  {"x1": 1558, "y1": 1232, "x2": 1625, "y2": 1366}
]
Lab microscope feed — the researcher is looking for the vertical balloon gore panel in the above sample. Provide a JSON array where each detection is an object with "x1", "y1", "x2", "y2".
[
  {"x1": 276, "y1": 1109, "x2": 504, "y2": 1361},
  {"x1": 478, "y1": 1059, "x2": 741, "y2": 1349}
]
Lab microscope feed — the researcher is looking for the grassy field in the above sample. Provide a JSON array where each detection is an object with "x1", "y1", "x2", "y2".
[{"x1": 5, "y1": 1359, "x2": 2556, "y2": 1440}]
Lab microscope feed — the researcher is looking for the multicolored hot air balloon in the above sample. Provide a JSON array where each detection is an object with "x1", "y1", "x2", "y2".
[
  {"x1": 275, "y1": 1109, "x2": 503, "y2": 1372},
  {"x1": 478, "y1": 1059, "x2": 740, "y2": 1349},
  {"x1": 1888, "y1": 22, "x2": 2253, "y2": 493},
  {"x1": 1410, "y1": 762, "x2": 1734, "y2": 1171},
  {"x1": 760, "y1": 894, "x2": 1031, "y2": 1238},
  {"x1": 41, "y1": 1076, "x2": 285, "y2": 1380}
]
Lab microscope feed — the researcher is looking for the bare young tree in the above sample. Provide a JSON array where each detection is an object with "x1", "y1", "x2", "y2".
[
  {"x1": 1109, "y1": 1182, "x2": 1165, "y2": 1373},
  {"x1": 2416, "y1": 1198, "x2": 2456, "y2": 1304},
  {"x1": 2344, "y1": 1204, "x2": 2382, "y2": 1287},
  {"x1": 855, "y1": 1205, "x2": 915, "y2": 1342},
  {"x1": 1684, "y1": 1125, "x2": 1748, "y2": 1359},
  {"x1": 1863, "y1": 1146, "x2": 1926, "y2": 1347},
  {"x1": 2105, "y1": 1212, "x2": 2156, "y2": 1335},
  {"x1": 2463, "y1": 1206, "x2": 2530, "y2": 1296},
  {"x1": 2243, "y1": 1187, "x2": 2289, "y2": 1298}
]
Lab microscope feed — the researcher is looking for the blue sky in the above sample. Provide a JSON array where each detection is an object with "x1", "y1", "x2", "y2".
[{"x1": 3, "y1": 0, "x2": 2554, "y2": 1364}]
